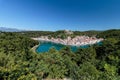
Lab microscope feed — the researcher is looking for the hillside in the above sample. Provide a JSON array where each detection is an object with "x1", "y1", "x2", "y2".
[
  {"x1": 0, "y1": 29, "x2": 120, "y2": 80},
  {"x1": 0, "y1": 27, "x2": 21, "y2": 32}
]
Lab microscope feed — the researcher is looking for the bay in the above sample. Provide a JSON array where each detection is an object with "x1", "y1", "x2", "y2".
[{"x1": 36, "y1": 41, "x2": 99, "y2": 53}]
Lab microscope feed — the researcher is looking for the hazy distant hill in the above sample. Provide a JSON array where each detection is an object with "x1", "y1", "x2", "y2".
[{"x1": 0, "y1": 27, "x2": 21, "y2": 32}]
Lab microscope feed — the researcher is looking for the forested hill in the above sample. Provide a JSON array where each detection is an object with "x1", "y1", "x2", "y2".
[
  {"x1": 18, "y1": 30, "x2": 102, "y2": 39},
  {"x1": 0, "y1": 29, "x2": 120, "y2": 80},
  {"x1": 97, "y1": 29, "x2": 120, "y2": 39},
  {"x1": 19, "y1": 29, "x2": 119, "y2": 39}
]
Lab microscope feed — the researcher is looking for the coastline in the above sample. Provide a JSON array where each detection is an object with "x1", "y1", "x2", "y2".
[
  {"x1": 31, "y1": 45, "x2": 39, "y2": 53},
  {"x1": 32, "y1": 36, "x2": 104, "y2": 47},
  {"x1": 34, "y1": 41, "x2": 103, "y2": 53},
  {"x1": 37, "y1": 40, "x2": 102, "y2": 47}
]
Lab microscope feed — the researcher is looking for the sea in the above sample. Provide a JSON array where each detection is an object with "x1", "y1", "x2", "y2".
[{"x1": 36, "y1": 41, "x2": 102, "y2": 53}]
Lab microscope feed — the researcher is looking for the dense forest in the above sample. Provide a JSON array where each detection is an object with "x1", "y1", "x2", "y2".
[
  {"x1": 20, "y1": 30, "x2": 101, "y2": 39},
  {"x1": 0, "y1": 29, "x2": 120, "y2": 80}
]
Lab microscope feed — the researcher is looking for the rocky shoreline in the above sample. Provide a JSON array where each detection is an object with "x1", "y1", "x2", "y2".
[
  {"x1": 32, "y1": 36, "x2": 104, "y2": 46},
  {"x1": 31, "y1": 45, "x2": 39, "y2": 53}
]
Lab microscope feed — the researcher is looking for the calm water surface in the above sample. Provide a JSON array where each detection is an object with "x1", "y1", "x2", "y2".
[{"x1": 36, "y1": 41, "x2": 98, "y2": 53}]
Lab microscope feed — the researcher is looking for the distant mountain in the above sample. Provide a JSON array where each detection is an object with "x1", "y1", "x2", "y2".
[{"x1": 0, "y1": 27, "x2": 22, "y2": 32}]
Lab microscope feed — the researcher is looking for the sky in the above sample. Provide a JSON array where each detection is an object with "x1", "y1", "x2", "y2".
[{"x1": 0, "y1": 0, "x2": 120, "y2": 31}]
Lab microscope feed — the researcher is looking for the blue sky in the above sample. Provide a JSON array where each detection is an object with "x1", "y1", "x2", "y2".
[{"x1": 0, "y1": 0, "x2": 120, "y2": 31}]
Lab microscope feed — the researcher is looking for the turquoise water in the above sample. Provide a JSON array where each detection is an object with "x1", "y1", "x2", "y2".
[{"x1": 36, "y1": 41, "x2": 92, "y2": 53}]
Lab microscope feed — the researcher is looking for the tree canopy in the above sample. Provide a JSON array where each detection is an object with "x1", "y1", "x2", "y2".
[{"x1": 0, "y1": 29, "x2": 120, "y2": 80}]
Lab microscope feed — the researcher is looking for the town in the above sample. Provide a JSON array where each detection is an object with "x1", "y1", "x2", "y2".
[{"x1": 32, "y1": 36, "x2": 104, "y2": 46}]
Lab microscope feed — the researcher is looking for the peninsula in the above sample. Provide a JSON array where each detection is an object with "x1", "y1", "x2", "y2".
[{"x1": 32, "y1": 36, "x2": 104, "y2": 46}]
